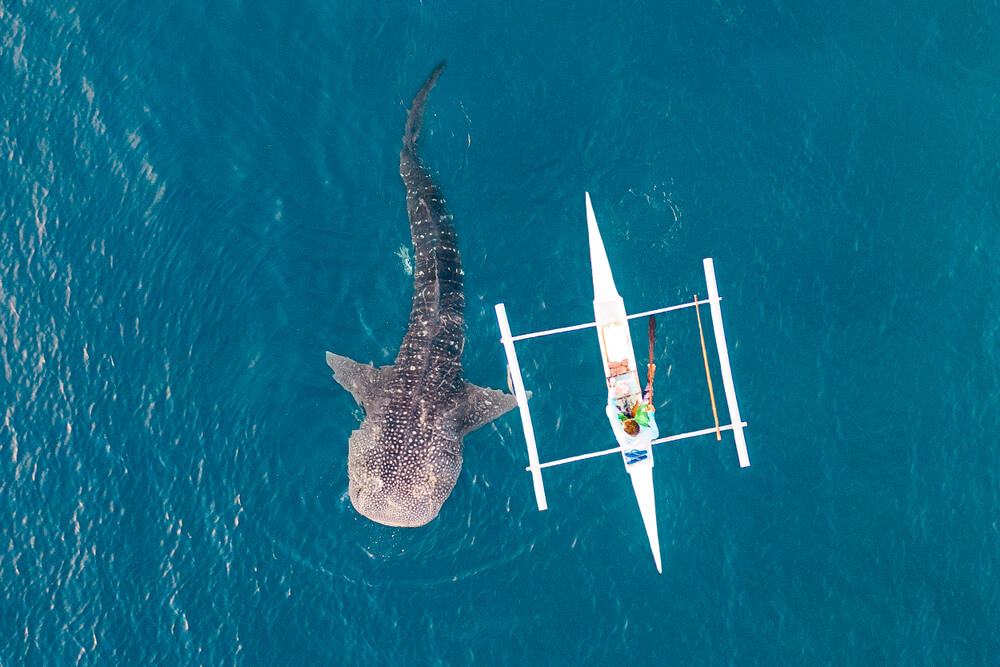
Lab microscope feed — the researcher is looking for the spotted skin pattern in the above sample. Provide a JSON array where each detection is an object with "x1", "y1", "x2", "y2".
[{"x1": 326, "y1": 63, "x2": 517, "y2": 527}]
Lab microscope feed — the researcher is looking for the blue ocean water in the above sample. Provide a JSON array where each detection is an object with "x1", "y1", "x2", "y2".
[{"x1": 2, "y1": 0, "x2": 998, "y2": 664}]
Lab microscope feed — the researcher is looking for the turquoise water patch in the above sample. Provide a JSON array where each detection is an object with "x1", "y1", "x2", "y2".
[{"x1": 0, "y1": 0, "x2": 997, "y2": 664}]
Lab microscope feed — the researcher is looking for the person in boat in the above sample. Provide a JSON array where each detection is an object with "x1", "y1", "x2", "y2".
[
  {"x1": 605, "y1": 383, "x2": 658, "y2": 455},
  {"x1": 606, "y1": 315, "x2": 659, "y2": 460}
]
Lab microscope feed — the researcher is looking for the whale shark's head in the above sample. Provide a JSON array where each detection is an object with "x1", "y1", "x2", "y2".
[{"x1": 346, "y1": 414, "x2": 463, "y2": 527}]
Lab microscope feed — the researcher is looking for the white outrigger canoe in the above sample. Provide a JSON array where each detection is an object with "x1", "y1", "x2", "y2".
[{"x1": 495, "y1": 192, "x2": 750, "y2": 573}]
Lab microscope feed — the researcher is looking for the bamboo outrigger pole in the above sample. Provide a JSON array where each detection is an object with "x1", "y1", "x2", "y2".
[{"x1": 694, "y1": 295, "x2": 722, "y2": 440}]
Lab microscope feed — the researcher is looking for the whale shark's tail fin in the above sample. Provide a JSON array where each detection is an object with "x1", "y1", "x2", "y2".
[{"x1": 403, "y1": 60, "x2": 446, "y2": 151}]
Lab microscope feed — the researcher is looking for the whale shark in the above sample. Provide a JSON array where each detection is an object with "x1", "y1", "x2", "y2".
[{"x1": 325, "y1": 62, "x2": 517, "y2": 527}]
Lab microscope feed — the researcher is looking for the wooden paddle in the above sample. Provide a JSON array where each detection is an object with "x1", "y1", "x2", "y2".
[{"x1": 645, "y1": 315, "x2": 656, "y2": 403}]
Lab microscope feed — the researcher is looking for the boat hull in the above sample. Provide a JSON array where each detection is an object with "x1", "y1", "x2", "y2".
[{"x1": 586, "y1": 192, "x2": 662, "y2": 573}]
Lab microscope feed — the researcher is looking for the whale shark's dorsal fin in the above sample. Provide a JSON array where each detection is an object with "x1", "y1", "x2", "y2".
[
  {"x1": 326, "y1": 351, "x2": 394, "y2": 411},
  {"x1": 458, "y1": 382, "x2": 519, "y2": 436}
]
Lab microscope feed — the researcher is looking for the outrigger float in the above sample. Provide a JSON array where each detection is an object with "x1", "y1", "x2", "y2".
[{"x1": 494, "y1": 192, "x2": 750, "y2": 573}]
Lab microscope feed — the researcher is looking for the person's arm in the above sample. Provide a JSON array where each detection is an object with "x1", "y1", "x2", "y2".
[{"x1": 646, "y1": 411, "x2": 659, "y2": 441}]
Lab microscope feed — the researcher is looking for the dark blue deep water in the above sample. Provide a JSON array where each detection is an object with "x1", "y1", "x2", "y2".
[{"x1": 2, "y1": 1, "x2": 998, "y2": 664}]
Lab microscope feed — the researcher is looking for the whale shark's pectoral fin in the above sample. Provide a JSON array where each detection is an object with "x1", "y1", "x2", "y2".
[
  {"x1": 458, "y1": 383, "x2": 519, "y2": 435},
  {"x1": 326, "y1": 351, "x2": 393, "y2": 411}
]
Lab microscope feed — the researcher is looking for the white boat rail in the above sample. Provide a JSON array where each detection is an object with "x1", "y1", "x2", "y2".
[
  {"x1": 506, "y1": 299, "x2": 712, "y2": 343},
  {"x1": 526, "y1": 421, "x2": 749, "y2": 471},
  {"x1": 704, "y1": 258, "x2": 750, "y2": 467},
  {"x1": 495, "y1": 303, "x2": 548, "y2": 511}
]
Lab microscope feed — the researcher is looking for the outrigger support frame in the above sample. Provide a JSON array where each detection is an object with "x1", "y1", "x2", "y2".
[
  {"x1": 495, "y1": 257, "x2": 750, "y2": 512},
  {"x1": 526, "y1": 421, "x2": 749, "y2": 471}
]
